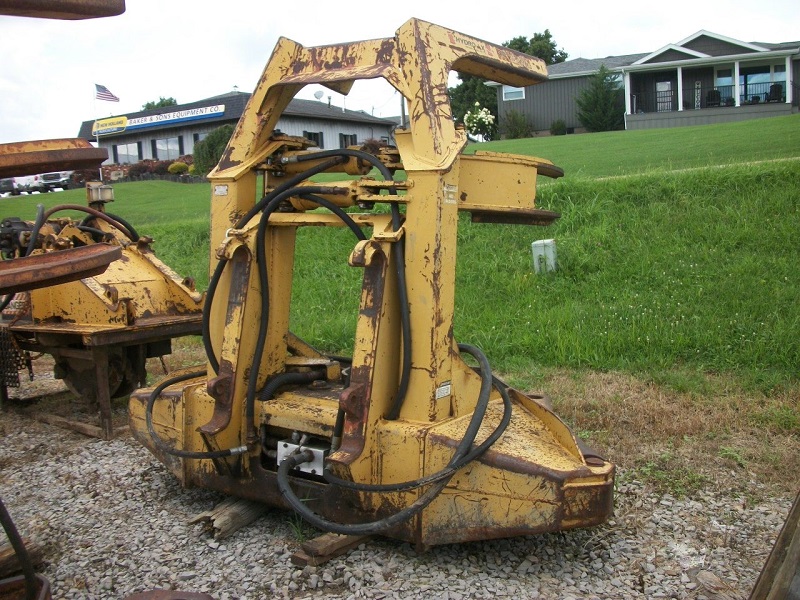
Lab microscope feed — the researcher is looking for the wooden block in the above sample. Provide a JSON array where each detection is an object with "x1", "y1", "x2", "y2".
[
  {"x1": 0, "y1": 537, "x2": 44, "y2": 578},
  {"x1": 290, "y1": 533, "x2": 372, "y2": 567},
  {"x1": 189, "y1": 497, "x2": 268, "y2": 540}
]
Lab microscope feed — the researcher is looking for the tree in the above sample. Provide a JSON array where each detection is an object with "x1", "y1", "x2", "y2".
[
  {"x1": 448, "y1": 30, "x2": 568, "y2": 134},
  {"x1": 575, "y1": 65, "x2": 625, "y2": 132},
  {"x1": 142, "y1": 97, "x2": 178, "y2": 110},
  {"x1": 193, "y1": 124, "x2": 234, "y2": 175},
  {"x1": 503, "y1": 30, "x2": 568, "y2": 66},
  {"x1": 449, "y1": 73, "x2": 498, "y2": 137}
]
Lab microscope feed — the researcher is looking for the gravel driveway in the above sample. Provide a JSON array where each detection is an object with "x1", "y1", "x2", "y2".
[{"x1": 0, "y1": 411, "x2": 791, "y2": 600}]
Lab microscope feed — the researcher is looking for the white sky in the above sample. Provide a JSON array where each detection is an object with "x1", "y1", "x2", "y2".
[{"x1": 1, "y1": 0, "x2": 797, "y2": 144}]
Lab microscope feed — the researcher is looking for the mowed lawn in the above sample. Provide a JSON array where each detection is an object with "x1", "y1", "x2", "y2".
[{"x1": 2, "y1": 114, "x2": 798, "y2": 491}]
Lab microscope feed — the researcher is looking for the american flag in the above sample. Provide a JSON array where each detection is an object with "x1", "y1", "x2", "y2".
[{"x1": 95, "y1": 84, "x2": 120, "y2": 102}]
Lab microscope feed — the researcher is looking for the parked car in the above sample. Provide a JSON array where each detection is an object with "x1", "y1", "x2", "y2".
[
  {"x1": 14, "y1": 174, "x2": 45, "y2": 194},
  {"x1": 0, "y1": 177, "x2": 22, "y2": 196},
  {"x1": 40, "y1": 171, "x2": 74, "y2": 191}
]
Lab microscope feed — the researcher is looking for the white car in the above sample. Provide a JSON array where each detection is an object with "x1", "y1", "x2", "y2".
[
  {"x1": 40, "y1": 171, "x2": 74, "y2": 191},
  {"x1": 14, "y1": 174, "x2": 45, "y2": 194}
]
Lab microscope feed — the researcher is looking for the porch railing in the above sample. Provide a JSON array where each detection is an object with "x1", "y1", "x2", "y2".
[{"x1": 631, "y1": 82, "x2": 788, "y2": 114}]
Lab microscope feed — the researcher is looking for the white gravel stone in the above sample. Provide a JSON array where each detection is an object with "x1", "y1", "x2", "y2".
[{"x1": 0, "y1": 412, "x2": 792, "y2": 599}]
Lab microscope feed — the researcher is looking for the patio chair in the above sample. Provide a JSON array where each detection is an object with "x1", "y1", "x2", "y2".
[
  {"x1": 706, "y1": 89, "x2": 721, "y2": 107},
  {"x1": 767, "y1": 83, "x2": 783, "y2": 103}
]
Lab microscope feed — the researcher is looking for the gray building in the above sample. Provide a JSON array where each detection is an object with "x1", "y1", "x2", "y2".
[
  {"x1": 494, "y1": 30, "x2": 799, "y2": 133},
  {"x1": 77, "y1": 91, "x2": 396, "y2": 164}
]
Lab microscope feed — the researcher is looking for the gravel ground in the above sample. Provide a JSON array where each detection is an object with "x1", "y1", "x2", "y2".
[{"x1": 0, "y1": 410, "x2": 792, "y2": 600}]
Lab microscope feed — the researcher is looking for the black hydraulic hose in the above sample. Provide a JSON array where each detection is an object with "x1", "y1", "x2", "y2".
[
  {"x1": 324, "y1": 376, "x2": 513, "y2": 493},
  {"x1": 80, "y1": 212, "x2": 140, "y2": 242},
  {"x1": 76, "y1": 225, "x2": 113, "y2": 241},
  {"x1": 201, "y1": 156, "x2": 346, "y2": 374},
  {"x1": 105, "y1": 212, "x2": 140, "y2": 241},
  {"x1": 244, "y1": 186, "x2": 358, "y2": 438},
  {"x1": 277, "y1": 344, "x2": 502, "y2": 535},
  {"x1": 146, "y1": 370, "x2": 249, "y2": 459},
  {"x1": 385, "y1": 204, "x2": 411, "y2": 420},
  {"x1": 298, "y1": 194, "x2": 368, "y2": 241},
  {"x1": 278, "y1": 449, "x2": 451, "y2": 536},
  {"x1": 24, "y1": 204, "x2": 46, "y2": 257},
  {"x1": 297, "y1": 148, "x2": 412, "y2": 421},
  {"x1": 42, "y1": 204, "x2": 135, "y2": 241},
  {"x1": 0, "y1": 204, "x2": 47, "y2": 312},
  {"x1": 0, "y1": 496, "x2": 37, "y2": 600},
  {"x1": 257, "y1": 371, "x2": 322, "y2": 401},
  {"x1": 201, "y1": 258, "x2": 227, "y2": 373}
]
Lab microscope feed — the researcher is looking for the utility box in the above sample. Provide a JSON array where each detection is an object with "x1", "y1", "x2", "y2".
[{"x1": 532, "y1": 239, "x2": 557, "y2": 274}]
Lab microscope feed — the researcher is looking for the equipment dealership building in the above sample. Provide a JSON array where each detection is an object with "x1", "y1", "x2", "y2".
[{"x1": 78, "y1": 91, "x2": 397, "y2": 165}]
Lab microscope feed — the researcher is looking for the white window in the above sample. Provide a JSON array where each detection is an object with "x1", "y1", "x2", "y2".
[{"x1": 502, "y1": 85, "x2": 525, "y2": 101}]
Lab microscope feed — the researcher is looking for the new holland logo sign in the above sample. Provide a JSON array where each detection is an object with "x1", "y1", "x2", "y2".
[{"x1": 92, "y1": 116, "x2": 127, "y2": 136}]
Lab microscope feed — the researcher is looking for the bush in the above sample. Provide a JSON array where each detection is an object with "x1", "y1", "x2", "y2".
[
  {"x1": 127, "y1": 162, "x2": 151, "y2": 178},
  {"x1": 193, "y1": 124, "x2": 235, "y2": 175},
  {"x1": 151, "y1": 160, "x2": 172, "y2": 176},
  {"x1": 550, "y1": 119, "x2": 567, "y2": 136},
  {"x1": 576, "y1": 64, "x2": 625, "y2": 132},
  {"x1": 500, "y1": 110, "x2": 533, "y2": 139},
  {"x1": 168, "y1": 162, "x2": 189, "y2": 175}
]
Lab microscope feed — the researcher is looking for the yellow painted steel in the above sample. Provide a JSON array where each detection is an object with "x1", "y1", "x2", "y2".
[{"x1": 130, "y1": 18, "x2": 614, "y2": 548}]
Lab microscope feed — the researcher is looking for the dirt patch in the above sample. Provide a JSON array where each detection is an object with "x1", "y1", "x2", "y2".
[
  {"x1": 4, "y1": 344, "x2": 797, "y2": 498},
  {"x1": 539, "y1": 369, "x2": 800, "y2": 497}
]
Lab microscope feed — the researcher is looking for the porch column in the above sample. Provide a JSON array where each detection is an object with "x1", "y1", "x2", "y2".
[
  {"x1": 624, "y1": 71, "x2": 632, "y2": 115},
  {"x1": 786, "y1": 56, "x2": 793, "y2": 105},
  {"x1": 734, "y1": 61, "x2": 741, "y2": 107},
  {"x1": 677, "y1": 66, "x2": 684, "y2": 111}
]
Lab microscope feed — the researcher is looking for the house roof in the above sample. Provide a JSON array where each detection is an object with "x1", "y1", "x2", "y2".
[
  {"x1": 77, "y1": 92, "x2": 395, "y2": 139},
  {"x1": 537, "y1": 30, "x2": 798, "y2": 80},
  {"x1": 546, "y1": 53, "x2": 649, "y2": 78}
]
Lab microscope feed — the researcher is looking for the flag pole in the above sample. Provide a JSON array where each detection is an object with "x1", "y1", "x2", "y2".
[{"x1": 93, "y1": 86, "x2": 102, "y2": 183}]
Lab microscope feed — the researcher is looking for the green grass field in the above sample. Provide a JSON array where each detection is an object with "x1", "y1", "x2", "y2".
[{"x1": 2, "y1": 115, "x2": 798, "y2": 395}]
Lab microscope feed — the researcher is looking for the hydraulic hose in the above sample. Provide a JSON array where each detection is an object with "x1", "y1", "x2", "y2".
[
  {"x1": 385, "y1": 203, "x2": 411, "y2": 420},
  {"x1": 80, "y1": 212, "x2": 140, "y2": 242},
  {"x1": 278, "y1": 449, "x2": 451, "y2": 536},
  {"x1": 145, "y1": 370, "x2": 249, "y2": 459},
  {"x1": 42, "y1": 204, "x2": 135, "y2": 241},
  {"x1": 296, "y1": 148, "x2": 412, "y2": 420},
  {"x1": 24, "y1": 204, "x2": 46, "y2": 257},
  {"x1": 257, "y1": 371, "x2": 322, "y2": 401},
  {"x1": 201, "y1": 156, "x2": 347, "y2": 374},
  {"x1": 324, "y1": 376, "x2": 513, "y2": 493},
  {"x1": 244, "y1": 187, "x2": 362, "y2": 439},
  {"x1": 277, "y1": 344, "x2": 509, "y2": 535},
  {"x1": 0, "y1": 204, "x2": 47, "y2": 312}
]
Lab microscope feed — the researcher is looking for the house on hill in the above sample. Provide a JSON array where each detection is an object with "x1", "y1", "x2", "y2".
[
  {"x1": 78, "y1": 91, "x2": 397, "y2": 165},
  {"x1": 494, "y1": 30, "x2": 799, "y2": 133}
]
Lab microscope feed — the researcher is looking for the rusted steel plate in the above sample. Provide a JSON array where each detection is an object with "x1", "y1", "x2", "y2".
[
  {"x1": 0, "y1": 244, "x2": 121, "y2": 295},
  {"x1": 0, "y1": 139, "x2": 108, "y2": 178},
  {"x1": 0, "y1": 0, "x2": 124, "y2": 19}
]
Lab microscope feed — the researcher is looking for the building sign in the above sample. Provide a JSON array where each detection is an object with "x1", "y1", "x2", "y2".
[
  {"x1": 92, "y1": 116, "x2": 128, "y2": 136},
  {"x1": 126, "y1": 104, "x2": 225, "y2": 131}
]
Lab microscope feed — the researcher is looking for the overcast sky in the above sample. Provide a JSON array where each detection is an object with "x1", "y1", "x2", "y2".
[{"x1": 1, "y1": 0, "x2": 797, "y2": 144}]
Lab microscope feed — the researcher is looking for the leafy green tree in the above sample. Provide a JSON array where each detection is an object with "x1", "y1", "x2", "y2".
[
  {"x1": 450, "y1": 74, "x2": 498, "y2": 136},
  {"x1": 193, "y1": 124, "x2": 234, "y2": 175},
  {"x1": 449, "y1": 30, "x2": 568, "y2": 132},
  {"x1": 575, "y1": 65, "x2": 625, "y2": 132},
  {"x1": 142, "y1": 97, "x2": 178, "y2": 110},
  {"x1": 504, "y1": 30, "x2": 568, "y2": 66}
]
